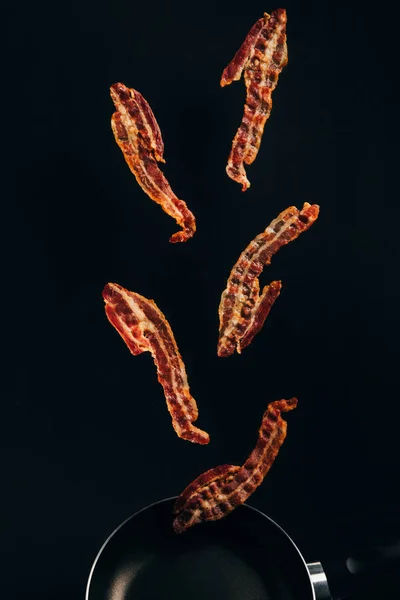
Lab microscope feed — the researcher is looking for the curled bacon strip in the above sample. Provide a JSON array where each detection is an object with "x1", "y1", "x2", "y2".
[
  {"x1": 102, "y1": 283, "x2": 210, "y2": 445},
  {"x1": 173, "y1": 398, "x2": 297, "y2": 533},
  {"x1": 221, "y1": 9, "x2": 288, "y2": 191},
  {"x1": 218, "y1": 203, "x2": 320, "y2": 357},
  {"x1": 110, "y1": 83, "x2": 196, "y2": 243}
]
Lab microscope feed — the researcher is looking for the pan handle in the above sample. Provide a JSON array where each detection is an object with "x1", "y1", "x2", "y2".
[
  {"x1": 307, "y1": 562, "x2": 332, "y2": 600},
  {"x1": 317, "y1": 539, "x2": 400, "y2": 600}
]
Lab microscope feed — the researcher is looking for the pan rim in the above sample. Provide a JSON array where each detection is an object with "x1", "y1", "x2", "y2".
[{"x1": 85, "y1": 496, "x2": 316, "y2": 600}]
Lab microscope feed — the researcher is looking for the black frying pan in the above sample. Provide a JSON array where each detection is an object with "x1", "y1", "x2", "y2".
[
  {"x1": 87, "y1": 497, "x2": 400, "y2": 600},
  {"x1": 86, "y1": 497, "x2": 329, "y2": 600}
]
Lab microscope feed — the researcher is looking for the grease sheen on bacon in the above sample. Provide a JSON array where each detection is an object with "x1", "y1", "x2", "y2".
[
  {"x1": 218, "y1": 203, "x2": 320, "y2": 357},
  {"x1": 102, "y1": 283, "x2": 209, "y2": 445},
  {"x1": 173, "y1": 398, "x2": 297, "y2": 533},
  {"x1": 221, "y1": 9, "x2": 288, "y2": 190},
  {"x1": 110, "y1": 83, "x2": 196, "y2": 243}
]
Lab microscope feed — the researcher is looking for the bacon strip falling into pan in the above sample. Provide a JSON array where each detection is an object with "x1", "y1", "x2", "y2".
[
  {"x1": 173, "y1": 398, "x2": 297, "y2": 533},
  {"x1": 110, "y1": 83, "x2": 196, "y2": 243},
  {"x1": 221, "y1": 9, "x2": 288, "y2": 191},
  {"x1": 174, "y1": 464, "x2": 241, "y2": 514},
  {"x1": 218, "y1": 203, "x2": 319, "y2": 357},
  {"x1": 102, "y1": 283, "x2": 210, "y2": 445}
]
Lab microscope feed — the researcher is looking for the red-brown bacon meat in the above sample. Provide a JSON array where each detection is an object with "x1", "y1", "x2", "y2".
[
  {"x1": 221, "y1": 9, "x2": 288, "y2": 191},
  {"x1": 102, "y1": 283, "x2": 209, "y2": 444},
  {"x1": 110, "y1": 83, "x2": 196, "y2": 243},
  {"x1": 218, "y1": 203, "x2": 319, "y2": 357},
  {"x1": 173, "y1": 398, "x2": 297, "y2": 533}
]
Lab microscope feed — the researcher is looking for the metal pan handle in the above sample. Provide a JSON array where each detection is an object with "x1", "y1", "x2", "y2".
[
  {"x1": 313, "y1": 539, "x2": 400, "y2": 600},
  {"x1": 307, "y1": 562, "x2": 332, "y2": 600}
]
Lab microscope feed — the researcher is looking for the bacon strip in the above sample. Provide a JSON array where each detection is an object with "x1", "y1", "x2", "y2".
[
  {"x1": 102, "y1": 283, "x2": 210, "y2": 445},
  {"x1": 218, "y1": 203, "x2": 320, "y2": 357},
  {"x1": 221, "y1": 9, "x2": 288, "y2": 191},
  {"x1": 173, "y1": 398, "x2": 297, "y2": 533},
  {"x1": 110, "y1": 83, "x2": 196, "y2": 243},
  {"x1": 174, "y1": 465, "x2": 241, "y2": 514}
]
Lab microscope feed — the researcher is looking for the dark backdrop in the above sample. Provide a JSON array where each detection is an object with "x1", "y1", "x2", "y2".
[{"x1": 3, "y1": 1, "x2": 400, "y2": 598}]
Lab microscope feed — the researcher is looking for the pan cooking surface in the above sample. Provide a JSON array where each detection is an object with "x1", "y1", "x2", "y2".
[
  {"x1": 87, "y1": 499, "x2": 313, "y2": 600},
  {"x1": 105, "y1": 540, "x2": 291, "y2": 600}
]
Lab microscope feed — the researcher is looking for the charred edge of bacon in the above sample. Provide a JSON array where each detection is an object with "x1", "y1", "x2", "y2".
[
  {"x1": 173, "y1": 398, "x2": 297, "y2": 534},
  {"x1": 102, "y1": 283, "x2": 209, "y2": 445}
]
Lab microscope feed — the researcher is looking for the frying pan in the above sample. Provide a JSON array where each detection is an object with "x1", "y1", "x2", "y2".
[
  {"x1": 86, "y1": 497, "x2": 400, "y2": 600},
  {"x1": 86, "y1": 497, "x2": 329, "y2": 600}
]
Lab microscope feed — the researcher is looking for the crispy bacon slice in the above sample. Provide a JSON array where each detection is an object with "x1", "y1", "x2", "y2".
[
  {"x1": 174, "y1": 465, "x2": 241, "y2": 514},
  {"x1": 221, "y1": 9, "x2": 288, "y2": 191},
  {"x1": 218, "y1": 203, "x2": 319, "y2": 357},
  {"x1": 110, "y1": 83, "x2": 196, "y2": 243},
  {"x1": 173, "y1": 398, "x2": 297, "y2": 533},
  {"x1": 102, "y1": 283, "x2": 210, "y2": 445}
]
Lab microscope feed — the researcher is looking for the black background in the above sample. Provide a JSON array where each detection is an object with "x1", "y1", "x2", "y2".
[{"x1": 3, "y1": 1, "x2": 400, "y2": 598}]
